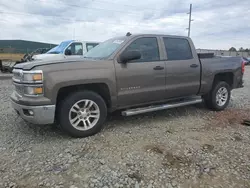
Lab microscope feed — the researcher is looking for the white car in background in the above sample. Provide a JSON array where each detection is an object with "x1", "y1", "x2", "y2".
[{"x1": 32, "y1": 40, "x2": 100, "y2": 61}]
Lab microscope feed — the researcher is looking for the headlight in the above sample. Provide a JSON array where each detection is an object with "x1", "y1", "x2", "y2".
[
  {"x1": 13, "y1": 84, "x2": 44, "y2": 97},
  {"x1": 23, "y1": 85, "x2": 44, "y2": 96},
  {"x1": 13, "y1": 69, "x2": 44, "y2": 97},
  {"x1": 22, "y1": 70, "x2": 43, "y2": 83},
  {"x1": 13, "y1": 69, "x2": 43, "y2": 83}
]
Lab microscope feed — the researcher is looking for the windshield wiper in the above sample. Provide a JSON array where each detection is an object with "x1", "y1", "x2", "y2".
[{"x1": 84, "y1": 56, "x2": 93, "y2": 59}]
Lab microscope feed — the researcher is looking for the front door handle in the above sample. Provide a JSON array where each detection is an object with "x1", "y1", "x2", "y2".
[
  {"x1": 190, "y1": 64, "x2": 199, "y2": 68},
  {"x1": 153, "y1": 66, "x2": 164, "y2": 70}
]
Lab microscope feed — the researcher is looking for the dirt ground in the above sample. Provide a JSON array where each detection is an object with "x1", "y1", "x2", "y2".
[{"x1": 0, "y1": 67, "x2": 249, "y2": 188}]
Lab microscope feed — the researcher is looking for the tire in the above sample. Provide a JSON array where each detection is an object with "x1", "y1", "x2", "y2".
[
  {"x1": 203, "y1": 81, "x2": 231, "y2": 111},
  {"x1": 58, "y1": 90, "x2": 107, "y2": 138}
]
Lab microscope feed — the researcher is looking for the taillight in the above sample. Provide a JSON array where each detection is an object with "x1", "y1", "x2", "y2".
[{"x1": 242, "y1": 61, "x2": 245, "y2": 74}]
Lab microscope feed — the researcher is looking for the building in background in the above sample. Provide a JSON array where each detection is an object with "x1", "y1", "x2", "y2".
[
  {"x1": 0, "y1": 40, "x2": 57, "y2": 54},
  {"x1": 197, "y1": 49, "x2": 250, "y2": 57}
]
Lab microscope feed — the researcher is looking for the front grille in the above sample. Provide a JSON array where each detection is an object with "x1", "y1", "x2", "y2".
[{"x1": 14, "y1": 84, "x2": 24, "y2": 95}]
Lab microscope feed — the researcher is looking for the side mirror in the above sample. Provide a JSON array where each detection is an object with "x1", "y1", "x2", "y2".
[
  {"x1": 118, "y1": 50, "x2": 141, "y2": 63},
  {"x1": 65, "y1": 49, "x2": 72, "y2": 56}
]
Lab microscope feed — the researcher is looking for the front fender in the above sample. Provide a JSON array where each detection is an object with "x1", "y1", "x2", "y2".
[{"x1": 42, "y1": 68, "x2": 117, "y2": 105}]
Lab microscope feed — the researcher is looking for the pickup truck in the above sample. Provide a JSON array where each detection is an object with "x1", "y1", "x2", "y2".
[
  {"x1": 11, "y1": 34, "x2": 245, "y2": 137},
  {"x1": 32, "y1": 40, "x2": 100, "y2": 61}
]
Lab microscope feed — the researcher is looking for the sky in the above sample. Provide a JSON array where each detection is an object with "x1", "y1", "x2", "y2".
[{"x1": 0, "y1": 0, "x2": 250, "y2": 50}]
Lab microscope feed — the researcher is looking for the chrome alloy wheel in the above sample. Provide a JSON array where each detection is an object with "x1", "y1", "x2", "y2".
[
  {"x1": 69, "y1": 99, "x2": 100, "y2": 131},
  {"x1": 216, "y1": 87, "x2": 228, "y2": 107}
]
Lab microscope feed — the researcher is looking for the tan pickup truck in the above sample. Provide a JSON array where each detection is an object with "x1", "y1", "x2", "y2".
[{"x1": 11, "y1": 34, "x2": 245, "y2": 137}]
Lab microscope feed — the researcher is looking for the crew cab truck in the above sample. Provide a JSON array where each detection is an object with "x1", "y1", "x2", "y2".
[
  {"x1": 11, "y1": 34, "x2": 245, "y2": 137},
  {"x1": 32, "y1": 40, "x2": 100, "y2": 61}
]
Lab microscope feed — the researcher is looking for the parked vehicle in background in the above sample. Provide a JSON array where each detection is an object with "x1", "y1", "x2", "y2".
[
  {"x1": 18, "y1": 48, "x2": 52, "y2": 62},
  {"x1": 31, "y1": 48, "x2": 51, "y2": 55},
  {"x1": 0, "y1": 48, "x2": 52, "y2": 73},
  {"x1": 32, "y1": 40, "x2": 100, "y2": 61},
  {"x1": 11, "y1": 33, "x2": 245, "y2": 138},
  {"x1": 242, "y1": 57, "x2": 250, "y2": 65}
]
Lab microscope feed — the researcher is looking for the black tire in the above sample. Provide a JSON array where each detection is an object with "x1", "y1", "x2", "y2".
[
  {"x1": 203, "y1": 81, "x2": 231, "y2": 111},
  {"x1": 58, "y1": 90, "x2": 107, "y2": 138}
]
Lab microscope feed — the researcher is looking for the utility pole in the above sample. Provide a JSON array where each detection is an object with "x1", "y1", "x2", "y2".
[
  {"x1": 187, "y1": 4, "x2": 194, "y2": 37},
  {"x1": 72, "y1": 28, "x2": 75, "y2": 40}
]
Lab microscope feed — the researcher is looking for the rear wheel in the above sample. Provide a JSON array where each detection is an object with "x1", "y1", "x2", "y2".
[
  {"x1": 58, "y1": 91, "x2": 107, "y2": 137},
  {"x1": 203, "y1": 81, "x2": 231, "y2": 111}
]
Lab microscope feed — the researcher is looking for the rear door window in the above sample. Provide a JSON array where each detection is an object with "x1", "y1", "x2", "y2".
[
  {"x1": 163, "y1": 38, "x2": 193, "y2": 60},
  {"x1": 74, "y1": 43, "x2": 83, "y2": 55}
]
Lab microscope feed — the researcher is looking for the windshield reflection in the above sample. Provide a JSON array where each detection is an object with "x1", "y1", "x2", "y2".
[
  {"x1": 46, "y1": 41, "x2": 72, "y2": 54},
  {"x1": 84, "y1": 37, "x2": 126, "y2": 59}
]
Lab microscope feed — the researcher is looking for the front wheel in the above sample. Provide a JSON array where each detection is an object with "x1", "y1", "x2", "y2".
[
  {"x1": 203, "y1": 81, "x2": 231, "y2": 111},
  {"x1": 58, "y1": 91, "x2": 107, "y2": 137}
]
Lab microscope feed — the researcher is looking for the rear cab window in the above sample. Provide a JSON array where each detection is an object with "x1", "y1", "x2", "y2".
[{"x1": 163, "y1": 37, "x2": 193, "y2": 60}]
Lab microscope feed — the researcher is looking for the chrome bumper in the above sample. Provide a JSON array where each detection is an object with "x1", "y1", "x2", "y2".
[{"x1": 11, "y1": 100, "x2": 56, "y2": 125}]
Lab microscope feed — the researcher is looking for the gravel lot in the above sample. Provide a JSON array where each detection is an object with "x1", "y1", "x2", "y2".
[{"x1": 0, "y1": 67, "x2": 250, "y2": 188}]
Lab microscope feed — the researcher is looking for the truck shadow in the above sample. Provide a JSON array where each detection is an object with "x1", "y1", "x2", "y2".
[
  {"x1": 106, "y1": 103, "x2": 208, "y2": 129},
  {"x1": 14, "y1": 103, "x2": 208, "y2": 140}
]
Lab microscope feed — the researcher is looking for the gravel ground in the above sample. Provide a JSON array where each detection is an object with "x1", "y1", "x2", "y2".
[{"x1": 0, "y1": 67, "x2": 250, "y2": 188}]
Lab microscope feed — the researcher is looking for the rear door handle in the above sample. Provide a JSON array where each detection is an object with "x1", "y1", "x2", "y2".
[
  {"x1": 190, "y1": 64, "x2": 199, "y2": 68},
  {"x1": 153, "y1": 66, "x2": 164, "y2": 70}
]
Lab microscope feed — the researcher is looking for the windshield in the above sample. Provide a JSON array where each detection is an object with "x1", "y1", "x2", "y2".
[
  {"x1": 84, "y1": 37, "x2": 126, "y2": 59},
  {"x1": 46, "y1": 41, "x2": 72, "y2": 54}
]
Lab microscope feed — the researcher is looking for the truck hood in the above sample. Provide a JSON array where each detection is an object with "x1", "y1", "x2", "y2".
[
  {"x1": 14, "y1": 56, "x2": 86, "y2": 70},
  {"x1": 32, "y1": 54, "x2": 66, "y2": 61}
]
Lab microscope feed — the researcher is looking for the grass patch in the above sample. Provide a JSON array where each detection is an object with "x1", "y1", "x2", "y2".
[{"x1": 0, "y1": 53, "x2": 24, "y2": 61}]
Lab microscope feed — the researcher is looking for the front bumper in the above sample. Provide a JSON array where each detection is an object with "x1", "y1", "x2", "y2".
[{"x1": 11, "y1": 99, "x2": 56, "y2": 125}]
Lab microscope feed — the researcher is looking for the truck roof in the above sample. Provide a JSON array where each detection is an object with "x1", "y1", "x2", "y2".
[
  {"x1": 123, "y1": 33, "x2": 190, "y2": 39},
  {"x1": 62, "y1": 40, "x2": 100, "y2": 44}
]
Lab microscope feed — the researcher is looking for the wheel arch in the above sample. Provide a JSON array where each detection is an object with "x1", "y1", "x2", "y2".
[
  {"x1": 212, "y1": 72, "x2": 234, "y2": 89},
  {"x1": 56, "y1": 83, "x2": 112, "y2": 109}
]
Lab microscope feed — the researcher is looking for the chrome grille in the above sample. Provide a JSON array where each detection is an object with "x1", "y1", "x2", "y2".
[{"x1": 14, "y1": 84, "x2": 24, "y2": 95}]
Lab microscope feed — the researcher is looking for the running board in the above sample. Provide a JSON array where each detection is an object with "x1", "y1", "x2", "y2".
[{"x1": 121, "y1": 97, "x2": 203, "y2": 116}]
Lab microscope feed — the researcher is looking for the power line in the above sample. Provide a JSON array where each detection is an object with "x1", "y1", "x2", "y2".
[
  {"x1": 42, "y1": 0, "x2": 175, "y2": 13},
  {"x1": 1, "y1": 10, "x2": 247, "y2": 38},
  {"x1": 0, "y1": 9, "x2": 246, "y2": 32},
  {"x1": 87, "y1": 0, "x2": 164, "y2": 11},
  {"x1": 0, "y1": 11, "x2": 153, "y2": 27},
  {"x1": 31, "y1": 0, "x2": 148, "y2": 16},
  {"x1": 30, "y1": 0, "x2": 193, "y2": 17},
  {"x1": 1, "y1": 2, "x2": 249, "y2": 40}
]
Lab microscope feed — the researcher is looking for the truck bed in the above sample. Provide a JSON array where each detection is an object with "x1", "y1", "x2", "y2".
[{"x1": 200, "y1": 56, "x2": 242, "y2": 70}]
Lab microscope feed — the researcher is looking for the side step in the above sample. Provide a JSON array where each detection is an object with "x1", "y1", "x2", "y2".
[{"x1": 121, "y1": 97, "x2": 203, "y2": 116}]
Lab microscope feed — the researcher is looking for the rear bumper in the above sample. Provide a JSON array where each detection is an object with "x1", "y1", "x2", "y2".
[
  {"x1": 11, "y1": 99, "x2": 55, "y2": 125},
  {"x1": 236, "y1": 79, "x2": 244, "y2": 88},
  {"x1": 233, "y1": 73, "x2": 244, "y2": 89}
]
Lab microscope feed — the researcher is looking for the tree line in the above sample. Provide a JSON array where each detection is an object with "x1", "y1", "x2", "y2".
[{"x1": 229, "y1": 47, "x2": 250, "y2": 52}]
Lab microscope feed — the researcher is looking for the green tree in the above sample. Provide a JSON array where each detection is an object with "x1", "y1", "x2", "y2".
[
  {"x1": 239, "y1": 47, "x2": 245, "y2": 52},
  {"x1": 229, "y1": 47, "x2": 237, "y2": 51}
]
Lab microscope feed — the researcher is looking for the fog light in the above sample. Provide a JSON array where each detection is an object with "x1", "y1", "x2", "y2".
[
  {"x1": 28, "y1": 110, "x2": 34, "y2": 115},
  {"x1": 23, "y1": 109, "x2": 34, "y2": 116}
]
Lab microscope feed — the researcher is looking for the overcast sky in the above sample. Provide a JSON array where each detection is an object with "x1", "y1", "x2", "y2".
[{"x1": 0, "y1": 0, "x2": 249, "y2": 50}]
